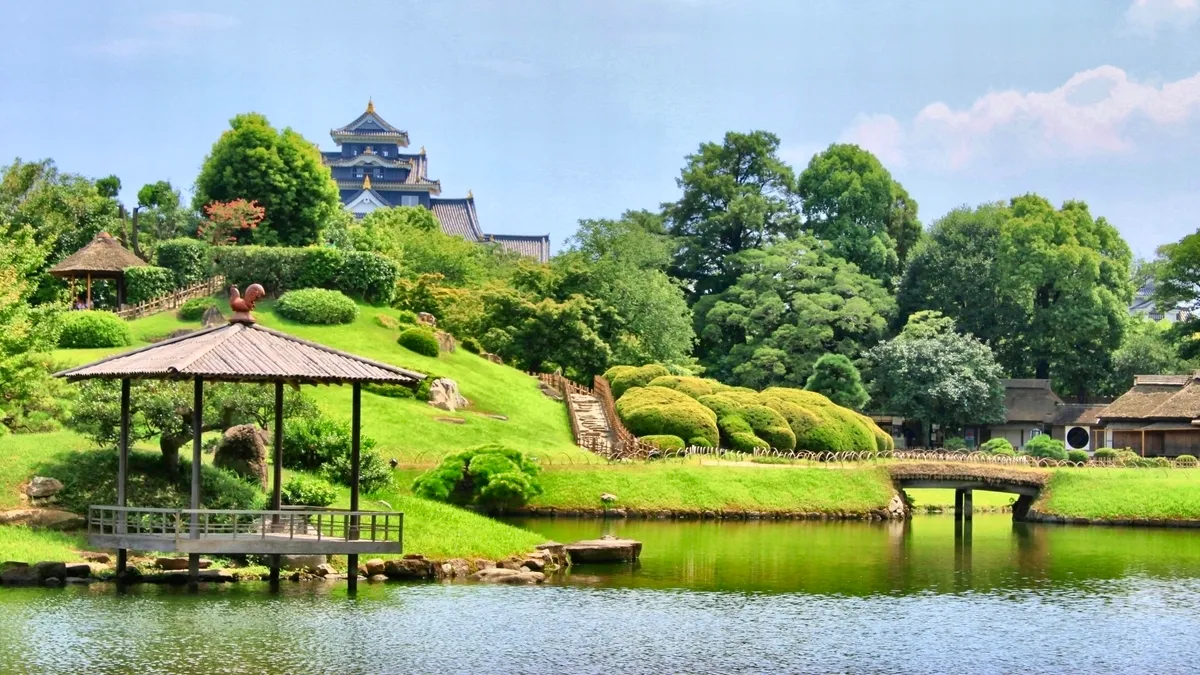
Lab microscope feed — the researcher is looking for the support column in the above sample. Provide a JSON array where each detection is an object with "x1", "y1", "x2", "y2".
[
  {"x1": 348, "y1": 383, "x2": 361, "y2": 592},
  {"x1": 270, "y1": 381, "x2": 283, "y2": 585},
  {"x1": 116, "y1": 378, "x2": 131, "y2": 576},
  {"x1": 963, "y1": 489, "x2": 973, "y2": 522},
  {"x1": 954, "y1": 489, "x2": 965, "y2": 521},
  {"x1": 189, "y1": 377, "x2": 203, "y2": 589},
  {"x1": 86, "y1": 273, "x2": 92, "y2": 308}
]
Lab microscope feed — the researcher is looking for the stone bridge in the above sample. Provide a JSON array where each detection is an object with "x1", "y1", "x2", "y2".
[{"x1": 887, "y1": 462, "x2": 1051, "y2": 521}]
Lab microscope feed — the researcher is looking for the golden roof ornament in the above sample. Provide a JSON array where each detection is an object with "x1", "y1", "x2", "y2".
[
  {"x1": 419, "y1": 145, "x2": 426, "y2": 155},
  {"x1": 366, "y1": 98, "x2": 375, "y2": 114},
  {"x1": 363, "y1": 175, "x2": 372, "y2": 190},
  {"x1": 364, "y1": 146, "x2": 374, "y2": 154},
  {"x1": 467, "y1": 189, "x2": 474, "y2": 200}
]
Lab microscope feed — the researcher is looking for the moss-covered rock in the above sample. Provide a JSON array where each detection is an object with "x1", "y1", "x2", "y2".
[
  {"x1": 697, "y1": 393, "x2": 796, "y2": 451},
  {"x1": 646, "y1": 376, "x2": 730, "y2": 400},
  {"x1": 616, "y1": 386, "x2": 719, "y2": 448},
  {"x1": 608, "y1": 364, "x2": 672, "y2": 399}
]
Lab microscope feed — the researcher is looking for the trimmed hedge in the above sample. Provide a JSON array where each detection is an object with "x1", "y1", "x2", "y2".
[
  {"x1": 980, "y1": 438, "x2": 1015, "y2": 456},
  {"x1": 616, "y1": 385, "x2": 720, "y2": 448},
  {"x1": 215, "y1": 245, "x2": 397, "y2": 304},
  {"x1": 640, "y1": 434, "x2": 686, "y2": 451},
  {"x1": 177, "y1": 297, "x2": 218, "y2": 321},
  {"x1": 1025, "y1": 434, "x2": 1067, "y2": 461},
  {"x1": 398, "y1": 327, "x2": 440, "y2": 357},
  {"x1": 58, "y1": 311, "x2": 133, "y2": 348},
  {"x1": 608, "y1": 364, "x2": 671, "y2": 399},
  {"x1": 698, "y1": 392, "x2": 796, "y2": 451},
  {"x1": 155, "y1": 238, "x2": 212, "y2": 287},
  {"x1": 281, "y1": 475, "x2": 338, "y2": 507},
  {"x1": 124, "y1": 266, "x2": 176, "y2": 305},
  {"x1": 646, "y1": 375, "x2": 730, "y2": 400},
  {"x1": 758, "y1": 388, "x2": 882, "y2": 453},
  {"x1": 276, "y1": 289, "x2": 358, "y2": 325},
  {"x1": 1093, "y1": 447, "x2": 1117, "y2": 460},
  {"x1": 1066, "y1": 449, "x2": 1089, "y2": 464},
  {"x1": 411, "y1": 444, "x2": 543, "y2": 510}
]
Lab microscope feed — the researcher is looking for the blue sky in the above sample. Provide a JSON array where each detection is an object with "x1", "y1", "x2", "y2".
[{"x1": 2, "y1": 0, "x2": 1198, "y2": 257}]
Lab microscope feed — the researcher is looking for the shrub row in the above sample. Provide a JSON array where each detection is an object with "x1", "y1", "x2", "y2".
[
  {"x1": 58, "y1": 311, "x2": 133, "y2": 349},
  {"x1": 124, "y1": 266, "x2": 176, "y2": 305},
  {"x1": 155, "y1": 239, "x2": 213, "y2": 288},
  {"x1": 276, "y1": 288, "x2": 358, "y2": 325},
  {"x1": 215, "y1": 246, "x2": 397, "y2": 304}
]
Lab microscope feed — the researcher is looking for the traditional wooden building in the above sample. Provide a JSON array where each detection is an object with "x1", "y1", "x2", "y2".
[
  {"x1": 322, "y1": 101, "x2": 550, "y2": 262},
  {"x1": 1097, "y1": 374, "x2": 1200, "y2": 456},
  {"x1": 48, "y1": 231, "x2": 147, "y2": 308}
]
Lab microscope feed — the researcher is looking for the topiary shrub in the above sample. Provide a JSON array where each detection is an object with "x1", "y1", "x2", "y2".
[
  {"x1": 1066, "y1": 449, "x2": 1089, "y2": 464},
  {"x1": 398, "y1": 327, "x2": 440, "y2": 357},
  {"x1": 58, "y1": 311, "x2": 133, "y2": 348},
  {"x1": 460, "y1": 337, "x2": 483, "y2": 354},
  {"x1": 943, "y1": 436, "x2": 967, "y2": 451},
  {"x1": 698, "y1": 391, "x2": 796, "y2": 451},
  {"x1": 640, "y1": 434, "x2": 685, "y2": 451},
  {"x1": 282, "y1": 416, "x2": 388, "y2": 491},
  {"x1": 124, "y1": 266, "x2": 176, "y2": 305},
  {"x1": 177, "y1": 297, "x2": 218, "y2": 321},
  {"x1": 411, "y1": 444, "x2": 542, "y2": 510},
  {"x1": 608, "y1": 364, "x2": 671, "y2": 399},
  {"x1": 395, "y1": 309, "x2": 419, "y2": 325},
  {"x1": 276, "y1": 288, "x2": 357, "y2": 325},
  {"x1": 758, "y1": 387, "x2": 879, "y2": 453},
  {"x1": 1093, "y1": 448, "x2": 1117, "y2": 461},
  {"x1": 646, "y1": 375, "x2": 729, "y2": 400},
  {"x1": 1024, "y1": 434, "x2": 1067, "y2": 461},
  {"x1": 615, "y1": 385, "x2": 720, "y2": 448},
  {"x1": 374, "y1": 313, "x2": 400, "y2": 330},
  {"x1": 981, "y1": 438, "x2": 1015, "y2": 456},
  {"x1": 156, "y1": 238, "x2": 212, "y2": 287},
  {"x1": 281, "y1": 475, "x2": 338, "y2": 507},
  {"x1": 1176, "y1": 454, "x2": 1197, "y2": 466}
]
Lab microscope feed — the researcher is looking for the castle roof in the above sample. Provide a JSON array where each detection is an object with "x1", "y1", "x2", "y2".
[
  {"x1": 331, "y1": 100, "x2": 409, "y2": 146},
  {"x1": 430, "y1": 197, "x2": 484, "y2": 240},
  {"x1": 485, "y1": 234, "x2": 551, "y2": 263}
]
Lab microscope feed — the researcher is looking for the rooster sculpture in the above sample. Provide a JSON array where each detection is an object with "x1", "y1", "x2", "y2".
[{"x1": 229, "y1": 284, "x2": 266, "y2": 322}]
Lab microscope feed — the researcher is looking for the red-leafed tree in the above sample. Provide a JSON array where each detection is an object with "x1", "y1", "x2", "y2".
[{"x1": 199, "y1": 199, "x2": 265, "y2": 245}]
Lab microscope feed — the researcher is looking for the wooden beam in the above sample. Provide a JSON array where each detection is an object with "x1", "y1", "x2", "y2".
[
  {"x1": 348, "y1": 382, "x2": 361, "y2": 592},
  {"x1": 189, "y1": 376, "x2": 203, "y2": 588},
  {"x1": 271, "y1": 381, "x2": 283, "y2": 585},
  {"x1": 86, "y1": 273, "x2": 92, "y2": 308},
  {"x1": 116, "y1": 378, "x2": 130, "y2": 576}
]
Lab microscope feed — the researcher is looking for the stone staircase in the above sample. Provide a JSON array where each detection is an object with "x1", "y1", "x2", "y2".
[{"x1": 568, "y1": 393, "x2": 615, "y2": 451}]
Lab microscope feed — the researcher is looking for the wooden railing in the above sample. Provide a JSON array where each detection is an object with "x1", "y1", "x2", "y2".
[
  {"x1": 88, "y1": 505, "x2": 403, "y2": 544},
  {"x1": 116, "y1": 275, "x2": 226, "y2": 320}
]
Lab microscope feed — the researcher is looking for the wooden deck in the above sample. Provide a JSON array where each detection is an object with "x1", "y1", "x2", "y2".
[{"x1": 88, "y1": 506, "x2": 403, "y2": 555}]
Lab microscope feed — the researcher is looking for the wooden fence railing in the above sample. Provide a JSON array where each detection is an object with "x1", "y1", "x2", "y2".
[
  {"x1": 116, "y1": 275, "x2": 225, "y2": 320},
  {"x1": 533, "y1": 371, "x2": 658, "y2": 459}
]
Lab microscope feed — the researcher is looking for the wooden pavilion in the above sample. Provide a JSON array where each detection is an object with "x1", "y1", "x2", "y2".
[
  {"x1": 54, "y1": 290, "x2": 426, "y2": 589},
  {"x1": 48, "y1": 231, "x2": 147, "y2": 308}
]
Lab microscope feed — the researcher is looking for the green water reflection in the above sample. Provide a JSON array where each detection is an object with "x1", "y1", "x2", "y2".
[{"x1": 507, "y1": 514, "x2": 1200, "y2": 595}]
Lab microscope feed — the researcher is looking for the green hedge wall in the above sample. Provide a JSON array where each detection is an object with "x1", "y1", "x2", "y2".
[
  {"x1": 615, "y1": 385, "x2": 720, "y2": 448},
  {"x1": 124, "y1": 266, "x2": 176, "y2": 305},
  {"x1": 155, "y1": 239, "x2": 212, "y2": 287},
  {"x1": 215, "y1": 246, "x2": 397, "y2": 304},
  {"x1": 276, "y1": 289, "x2": 358, "y2": 325}
]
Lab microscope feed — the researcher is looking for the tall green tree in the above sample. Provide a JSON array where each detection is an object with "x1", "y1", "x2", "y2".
[
  {"x1": 694, "y1": 236, "x2": 894, "y2": 389},
  {"x1": 1100, "y1": 316, "x2": 1193, "y2": 396},
  {"x1": 998, "y1": 196, "x2": 1132, "y2": 399},
  {"x1": 796, "y1": 144, "x2": 920, "y2": 285},
  {"x1": 193, "y1": 113, "x2": 340, "y2": 246},
  {"x1": 351, "y1": 206, "x2": 515, "y2": 286},
  {"x1": 867, "y1": 311, "x2": 1006, "y2": 446},
  {"x1": 135, "y1": 180, "x2": 188, "y2": 249},
  {"x1": 1153, "y1": 229, "x2": 1200, "y2": 360},
  {"x1": 664, "y1": 131, "x2": 800, "y2": 300},
  {"x1": 476, "y1": 288, "x2": 612, "y2": 381},
  {"x1": 896, "y1": 203, "x2": 1027, "y2": 373},
  {"x1": 804, "y1": 353, "x2": 869, "y2": 410}
]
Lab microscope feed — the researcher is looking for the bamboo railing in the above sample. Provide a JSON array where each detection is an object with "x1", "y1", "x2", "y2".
[{"x1": 116, "y1": 275, "x2": 226, "y2": 320}]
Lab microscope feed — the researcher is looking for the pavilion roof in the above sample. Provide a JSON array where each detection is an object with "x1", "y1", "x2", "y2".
[
  {"x1": 55, "y1": 321, "x2": 426, "y2": 386},
  {"x1": 48, "y1": 232, "x2": 147, "y2": 277}
]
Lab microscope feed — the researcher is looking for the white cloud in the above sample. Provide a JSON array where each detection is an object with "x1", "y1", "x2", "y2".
[
  {"x1": 1124, "y1": 0, "x2": 1199, "y2": 34},
  {"x1": 842, "y1": 65, "x2": 1200, "y2": 170}
]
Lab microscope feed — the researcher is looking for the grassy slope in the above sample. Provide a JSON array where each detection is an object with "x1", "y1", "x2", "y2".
[
  {"x1": 0, "y1": 526, "x2": 87, "y2": 561},
  {"x1": 1039, "y1": 469, "x2": 1200, "y2": 520},
  {"x1": 50, "y1": 298, "x2": 580, "y2": 460}
]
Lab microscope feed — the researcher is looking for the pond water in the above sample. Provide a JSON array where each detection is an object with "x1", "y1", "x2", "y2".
[{"x1": 3, "y1": 515, "x2": 1200, "y2": 674}]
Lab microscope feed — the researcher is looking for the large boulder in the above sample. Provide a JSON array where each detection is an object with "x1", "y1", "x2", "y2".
[
  {"x1": 213, "y1": 424, "x2": 268, "y2": 489},
  {"x1": 26, "y1": 476, "x2": 63, "y2": 498},
  {"x1": 0, "y1": 508, "x2": 84, "y2": 530},
  {"x1": 427, "y1": 378, "x2": 469, "y2": 412},
  {"x1": 615, "y1": 386, "x2": 719, "y2": 448},
  {"x1": 201, "y1": 305, "x2": 226, "y2": 328},
  {"x1": 434, "y1": 330, "x2": 456, "y2": 353},
  {"x1": 279, "y1": 554, "x2": 327, "y2": 571},
  {"x1": 565, "y1": 537, "x2": 642, "y2": 564},
  {"x1": 384, "y1": 556, "x2": 435, "y2": 579}
]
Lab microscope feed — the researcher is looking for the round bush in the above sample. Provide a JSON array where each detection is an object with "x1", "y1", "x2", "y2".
[
  {"x1": 698, "y1": 392, "x2": 796, "y2": 451},
  {"x1": 398, "y1": 327, "x2": 440, "y2": 357},
  {"x1": 281, "y1": 415, "x2": 387, "y2": 491},
  {"x1": 1066, "y1": 449, "x2": 1089, "y2": 464},
  {"x1": 1024, "y1": 434, "x2": 1067, "y2": 461},
  {"x1": 58, "y1": 311, "x2": 133, "y2": 348},
  {"x1": 411, "y1": 444, "x2": 542, "y2": 510},
  {"x1": 981, "y1": 438, "x2": 1015, "y2": 456},
  {"x1": 640, "y1": 434, "x2": 685, "y2": 451},
  {"x1": 616, "y1": 385, "x2": 720, "y2": 448},
  {"x1": 1093, "y1": 447, "x2": 1117, "y2": 461},
  {"x1": 460, "y1": 337, "x2": 483, "y2": 354},
  {"x1": 395, "y1": 309, "x2": 419, "y2": 325},
  {"x1": 276, "y1": 288, "x2": 357, "y2": 325},
  {"x1": 943, "y1": 436, "x2": 967, "y2": 451},
  {"x1": 177, "y1": 297, "x2": 218, "y2": 321},
  {"x1": 281, "y1": 475, "x2": 338, "y2": 507},
  {"x1": 608, "y1": 364, "x2": 671, "y2": 399},
  {"x1": 758, "y1": 388, "x2": 880, "y2": 453}
]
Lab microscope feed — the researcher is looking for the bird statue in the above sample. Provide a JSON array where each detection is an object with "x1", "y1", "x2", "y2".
[{"x1": 229, "y1": 284, "x2": 266, "y2": 323}]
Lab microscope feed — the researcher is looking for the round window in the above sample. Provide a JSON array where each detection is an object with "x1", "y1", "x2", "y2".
[{"x1": 1066, "y1": 427, "x2": 1090, "y2": 450}]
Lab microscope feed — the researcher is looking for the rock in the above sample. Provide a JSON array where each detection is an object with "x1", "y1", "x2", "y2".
[
  {"x1": 521, "y1": 558, "x2": 546, "y2": 572},
  {"x1": 280, "y1": 554, "x2": 327, "y2": 571},
  {"x1": 600, "y1": 493, "x2": 618, "y2": 504},
  {"x1": 417, "y1": 312, "x2": 438, "y2": 327},
  {"x1": 155, "y1": 557, "x2": 211, "y2": 571},
  {"x1": 482, "y1": 414, "x2": 508, "y2": 421},
  {"x1": 64, "y1": 577, "x2": 93, "y2": 585},
  {"x1": 427, "y1": 378, "x2": 469, "y2": 412},
  {"x1": 26, "y1": 477, "x2": 63, "y2": 498},
  {"x1": 81, "y1": 552, "x2": 110, "y2": 564},
  {"x1": 64, "y1": 563, "x2": 91, "y2": 578},
  {"x1": 565, "y1": 538, "x2": 643, "y2": 564},
  {"x1": 434, "y1": 330, "x2": 456, "y2": 353},
  {"x1": 470, "y1": 568, "x2": 545, "y2": 584},
  {"x1": 33, "y1": 562, "x2": 67, "y2": 581},
  {"x1": 437, "y1": 558, "x2": 472, "y2": 580},
  {"x1": 1, "y1": 565, "x2": 40, "y2": 585},
  {"x1": 0, "y1": 508, "x2": 85, "y2": 530},
  {"x1": 315, "y1": 563, "x2": 337, "y2": 577},
  {"x1": 43, "y1": 577, "x2": 62, "y2": 586},
  {"x1": 201, "y1": 305, "x2": 226, "y2": 328},
  {"x1": 362, "y1": 559, "x2": 386, "y2": 576},
  {"x1": 384, "y1": 557, "x2": 435, "y2": 579},
  {"x1": 213, "y1": 424, "x2": 268, "y2": 490},
  {"x1": 369, "y1": 574, "x2": 389, "y2": 583},
  {"x1": 435, "y1": 416, "x2": 466, "y2": 425},
  {"x1": 0, "y1": 561, "x2": 28, "y2": 572}
]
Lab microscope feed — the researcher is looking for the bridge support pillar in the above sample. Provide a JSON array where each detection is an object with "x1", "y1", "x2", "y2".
[{"x1": 954, "y1": 489, "x2": 973, "y2": 521}]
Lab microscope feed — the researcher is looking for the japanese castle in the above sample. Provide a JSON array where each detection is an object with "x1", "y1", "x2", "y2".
[{"x1": 322, "y1": 101, "x2": 550, "y2": 262}]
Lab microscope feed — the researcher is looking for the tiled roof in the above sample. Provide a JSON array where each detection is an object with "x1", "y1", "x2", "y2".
[
  {"x1": 1001, "y1": 379, "x2": 1064, "y2": 423},
  {"x1": 430, "y1": 198, "x2": 484, "y2": 240},
  {"x1": 335, "y1": 178, "x2": 440, "y2": 194},
  {"x1": 331, "y1": 106, "x2": 408, "y2": 144},
  {"x1": 322, "y1": 154, "x2": 411, "y2": 169},
  {"x1": 49, "y1": 232, "x2": 147, "y2": 277},
  {"x1": 56, "y1": 321, "x2": 425, "y2": 385},
  {"x1": 485, "y1": 234, "x2": 551, "y2": 263}
]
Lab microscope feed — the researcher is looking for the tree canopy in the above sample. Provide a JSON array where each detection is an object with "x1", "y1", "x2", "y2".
[
  {"x1": 193, "y1": 113, "x2": 340, "y2": 246},
  {"x1": 804, "y1": 353, "x2": 869, "y2": 410}
]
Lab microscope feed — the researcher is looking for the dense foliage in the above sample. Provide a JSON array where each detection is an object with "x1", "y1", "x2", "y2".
[
  {"x1": 615, "y1": 386, "x2": 720, "y2": 448},
  {"x1": 177, "y1": 297, "x2": 218, "y2": 321},
  {"x1": 154, "y1": 238, "x2": 212, "y2": 287},
  {"x1": 281, "y1": 416, "x2": 390, "y2": 493},
  {"x1": 123, "y1": 265, "x2": 176, "y2": 305},
  {"x1": 215, "y1": 245, "x2": 397, "y2": 304},
  {"x1": 804, "y1": 354, "x2": 869, "y2": 411},
  {"x1": 58, "y1": 311, "x2": 133, "y2": 348},
  {"x1": 281, "y1": 475, "x2": 338, "y2": 507},
  {"x1": 276, "y1": 288, "x2": 358, "y2": 325},
  {"x1": 398, "y1": 327, "x2": 440, "y2": 357},
  {"x1": 1024, "y1": 434, "x2": 1068, "y2": 461},
  {"x1": 411, "y1": 444, "x2": 543, "y2": 510}
]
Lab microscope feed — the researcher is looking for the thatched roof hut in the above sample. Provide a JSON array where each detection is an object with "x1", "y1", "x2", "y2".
[{"x1": 48, "y1": 231, "x2": 147, "y2": 307}]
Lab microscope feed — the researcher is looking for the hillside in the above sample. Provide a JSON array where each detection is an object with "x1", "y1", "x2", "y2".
[{"x1": 50, "y1": 298, "x2": 582, "y2": 461}]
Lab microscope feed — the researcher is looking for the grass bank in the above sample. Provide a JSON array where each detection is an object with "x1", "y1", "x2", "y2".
[{"x1": 1038, "y1": 469, "x2": 1200, "y2": 521}]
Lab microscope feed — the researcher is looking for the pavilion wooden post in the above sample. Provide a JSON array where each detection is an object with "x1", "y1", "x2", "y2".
[
  {"x1": 348, "y1": 383, "x2": 362, "y2": 592},
  {"x1": 116, "y1": 378, "x2": 131, "y2": 576},
  {"x1": 86, "y1": 273, "x2": 92, "y2": 309},
  {"x1": 189, "y1": 376, "x2": 203, "y2": 588},
  {"x1": 270, "y1": 381, "x2": 283, "y2": 584}
]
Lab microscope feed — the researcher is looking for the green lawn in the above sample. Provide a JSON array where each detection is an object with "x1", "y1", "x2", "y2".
[
  {"x1": 1039, "y1": 468, "x2": 1200, "y2": 520},
  {"x1": 50, "y1": 298, "x2": 581, "y2": 460},
  {"x1": 0, "y1": 526, "x2": 88, "y2": 562}
]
